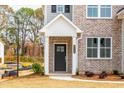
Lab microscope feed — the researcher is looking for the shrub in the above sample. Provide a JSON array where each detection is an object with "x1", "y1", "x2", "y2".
[
  {"x1": 85, "y1": 71, "x2": 94, "y2": 77},
  {"x1": 32, "y1": 63, "x2": 44, "y2": 74},
  {"x1": 76, "y1": 69, "x2": 79, "y2": 75},
  {"x1": 99, "y1": 71, "x2": 107, "y2": 79},
  {"x1": 112, "y1": 70, "x2": 119, "y2": 75},
  {"x1": 119, "y1": 73, "x2": 124, "y2": 79}
]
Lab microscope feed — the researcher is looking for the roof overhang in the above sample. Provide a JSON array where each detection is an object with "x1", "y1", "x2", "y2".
[
  {"x1": 117, "y1": 9, "x2": 124, "y2": 19},
  {"x1": 39, "y1": 14, "x2": 82, "y2": 37}
]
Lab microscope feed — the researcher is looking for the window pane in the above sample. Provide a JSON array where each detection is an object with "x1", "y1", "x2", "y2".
[
  {"x1": 87, "y1": 5, "x2": 98, "y2": 17},
  {"x1": 106, "y1": 8, "x2": 111, "y2": 17},
  {"x1": 87, "y1": 38, "x2": 92, "y2": 47},
  {"x1": 106, "y1": 49, "x2": 111, "y2": 57},
  {"x1": 93, "y1": 38, "x2": 98, "y2": 47},
  {"x1": 88, "y1": 8, "x2": 92, "y2": 17},
  {"x1": 87, "y1": 48, "x2": 92, "y2": 57},
  {"x1": 106, "y1": 38, "x2": 111, "y2": 47},
  {"x1": 93, "y1": 48, "x2": 97, "y2": 57},
  {"x1": 101, "y1": 8, "x2": 106, "y2": 17},
  {"x1": 100, "y1": 48, "x2": 105, "y2": 57},
  {"x1": 100, "y1": 38, "x2": 105, "y2": 47},
  {"x1": 93, "y1": 8, "x2": 98, "y2": 17}
]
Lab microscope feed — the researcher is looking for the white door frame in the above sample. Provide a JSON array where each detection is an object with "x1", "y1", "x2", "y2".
[{"x1": 53, "y1": 43, "x2": 68, "y2": 72}]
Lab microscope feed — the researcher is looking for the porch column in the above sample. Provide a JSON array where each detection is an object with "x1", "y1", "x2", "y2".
[
  {"x1": 122, "y1": 19, "x2": 124, "y2": 72},
  {"x1": 72, "y1": 37, "x2": 77, "y2": 75},
  {"x1": 44, "y1": 36, "x2": 49, "y2": 75}
]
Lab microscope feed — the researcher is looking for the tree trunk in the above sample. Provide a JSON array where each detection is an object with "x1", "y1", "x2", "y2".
[{"x1": 33, "y1": 42, "x2": 36, "y2": 63}]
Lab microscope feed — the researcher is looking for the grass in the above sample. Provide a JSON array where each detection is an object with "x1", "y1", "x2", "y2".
[{"x1": 1, "y1": 74, "x2": 124, "y2": 88}]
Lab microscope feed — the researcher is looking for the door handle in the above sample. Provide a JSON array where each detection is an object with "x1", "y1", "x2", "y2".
[{"x1": 65, "y1": 56, "x2": 66, "y2": 61}]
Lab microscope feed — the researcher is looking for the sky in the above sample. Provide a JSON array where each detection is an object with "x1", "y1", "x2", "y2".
[{"x1": 11, "y1": 5, "x2": 42, "y2": 10}]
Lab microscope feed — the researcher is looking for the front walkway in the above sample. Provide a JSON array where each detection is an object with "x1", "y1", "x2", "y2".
[{"x1": 49, "y1": 76, "x2": 124, "y2": 84}]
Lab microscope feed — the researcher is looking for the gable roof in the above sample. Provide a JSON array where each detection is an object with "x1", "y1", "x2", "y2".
[{"x1": 40, "y1": 14, "x2": 82, "y2": 33}]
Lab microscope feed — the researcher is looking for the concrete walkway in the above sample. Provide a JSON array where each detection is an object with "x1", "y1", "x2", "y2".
[{"x1": 49, "y1": 76, "x2": 124, "y2": 84}]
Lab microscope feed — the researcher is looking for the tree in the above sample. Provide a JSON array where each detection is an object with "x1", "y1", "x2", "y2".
[
  {"x1": 15, "y1": 7, "x2": 34, "y2": 56},
  {"x1": 0, "y1": 5, "x2": 14, "y2": 54},
  {"x1": 29, "y1": 7, "x2": 44, "y2": 62}
]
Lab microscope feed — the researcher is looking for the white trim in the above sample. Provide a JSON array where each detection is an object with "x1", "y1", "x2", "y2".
[
  {"x1": 0, "y1": 42, "x2": 4, "y2": 64},
  {"x1": 72, "y1": 37, "x2": 77, "y2": 75},
  {"x1": 44, "y1": 36, "x2": 49, "y2": 75},
  {"x1": 44, "y1": 5, "x2": 47, "y2": 25},
  {"x1": 86, "y1": 37, "x2": 112, "y2": 59},
  {"x1": 39, "y1": 14, "x2": 82, "y2": 33},
  {"x1": 86, "y1": 5, "x2": 112, "y2": 19},
  {"x1": 53, "y1": 43, "x2": 68, "y2": 73},
  {"x1": 72, "y1": 5, "x2": 74, "y2": 22}
]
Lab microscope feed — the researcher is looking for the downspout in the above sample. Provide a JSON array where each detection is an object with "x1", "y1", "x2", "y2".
[
  {"x1": 76, "y1": 32, "x2": 83, "y2": 72},
  {"x1": 122, "y1": 19, "x2": 124, "y2": 72}
]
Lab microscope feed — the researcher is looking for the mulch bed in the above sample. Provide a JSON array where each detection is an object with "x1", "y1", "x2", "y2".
[{"x1": 73, "y1": 74, "x2": 124, "y2": 81}]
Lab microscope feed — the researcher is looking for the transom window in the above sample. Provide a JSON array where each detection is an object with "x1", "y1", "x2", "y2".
[
  {"x1": 87, "y1": 37, "x2": 112, "y2": 59},
  {"x1": 87, "y1": 5, "x2": 112, "y2": 18}
]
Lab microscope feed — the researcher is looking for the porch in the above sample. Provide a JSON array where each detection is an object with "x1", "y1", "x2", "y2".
[{"x1": 39, "y1": 14, "x2": 82, "y2": 75}]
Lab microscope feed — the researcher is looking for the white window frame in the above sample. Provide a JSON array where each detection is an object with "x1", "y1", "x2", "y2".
[
  {"x1": 86, "y1": 5, "x2": 112, "y2": 19},
  {"x1": 86, "y1": 37, "x2": 112, "y2": 59},
  {"x1": 57, "y1": 5, "x2": 65, "y2": 13}
]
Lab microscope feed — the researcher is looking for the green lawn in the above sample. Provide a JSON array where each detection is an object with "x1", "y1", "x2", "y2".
[{"x1": 0, "y1": 74, "x2": 124, "y2": 88}]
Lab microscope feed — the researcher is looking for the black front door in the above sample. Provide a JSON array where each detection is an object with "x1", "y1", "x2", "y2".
[{"x1": 55, "y1": 44, "x2": 66, "y2": 71}]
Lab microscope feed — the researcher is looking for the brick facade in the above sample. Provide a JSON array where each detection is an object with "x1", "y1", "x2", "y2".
[
  {"x1": 44, "y1": 5, "x2": 124, "y2": 75},
  {"x1": 73, "y1": 5, "x2": 124, "y2": 74}
]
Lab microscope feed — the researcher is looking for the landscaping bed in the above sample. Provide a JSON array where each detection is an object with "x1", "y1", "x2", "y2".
[{"x1": 73, "y1": 74, "x2": 124, "y2": 81}]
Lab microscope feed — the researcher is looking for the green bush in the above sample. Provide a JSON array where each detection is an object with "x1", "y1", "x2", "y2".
[
  {"x1": 112, "y1": 70, "x2": 119, "y2": 75},
  {"x1": 32, "y1": 63, "x2": 44, "y2": 74},
  {"x1": 76, "y1": 69, "x2": 79, "y2": 75}
]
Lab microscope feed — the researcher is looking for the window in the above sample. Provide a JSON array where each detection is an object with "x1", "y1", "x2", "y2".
[
  {"x1": 51, "y1": 5, "x2": 70, "y2": 13},
  {"x1": 87, "y1": 5, "x2": 112, "y2": 18},
  {"x1": 65, "y1": 5, "x2": 70, "y2": 13},
  {"x1": 87, "y1": 5, "x2": 98, "y2": 17},
  {"x1": 51, "y1": 5, "x2": 56, "y2": 13},
  {"x1": 57, "y1": 5, "x2": 64, "y2": 13},
  {"x1": 87, "y1": 37, "x2": 112, "y2": 59},
  {"x1": 100, "y1": 5, "x2": 111, "y2": 17}
]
